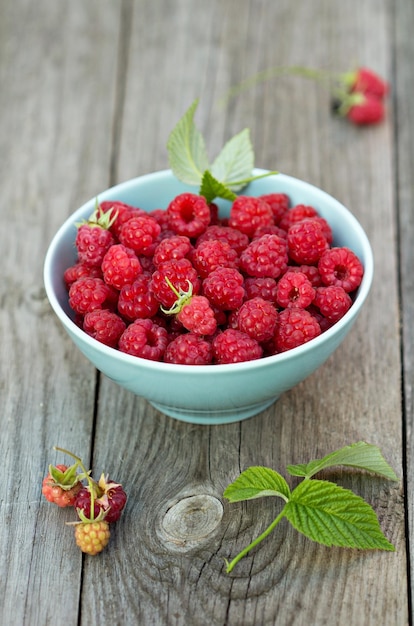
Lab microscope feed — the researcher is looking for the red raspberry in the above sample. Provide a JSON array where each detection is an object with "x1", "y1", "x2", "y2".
[
  {"x1": 348, "y1": 67, "x2": 389, "y2": 99},
  {"x1": 244, "y1": 277, "x2": 278, "y2": 303},
  {"x1": 75, "y1": 474, "x2": 127, "y2": 523},
  {"x1": 318, "y1": 246, "x2": 364, "y2": 293},
  {"x1": 152, "y1": 235, "x2": 193, "y2": 266},
  {"x1": 42, "y1": 464, "x2": 83, "y2": 507},
  {"x1": 191, "y1": 239, "x2": 239, "y2": 279},
  {"x1": 202, "y1": 267, "x2": 245, "y2": 310},
  {"x1": 212, "y1": 329, "x2": 263, "y2": 364},
  {"x1": 74, "y1": 521, "x2": 110, "y2": 555},
  {"x1": 346, "y1": 94, "x2": 385, "y2": 125},
  {"x1": 195, "y1": 225, "x2": 249, "y2": 255},
  {"x1": 274, "y1": 308, "x2": 321, "y2": 352},
  {"x1": 279, "y1": 204, "x2": 319, "y2": 232},
  {"x1": 150, "y1": 258, "x2": 200, "y2": 309},
  {"x1": 287, "y1": 264, "x2": 323, "y2": 288},
  {"x1": 228, "y1": 195, "x2": 274, "y2": 238},
  {"x1": 166, "y1": 193, "x2": 211, "y2": 238},
  {"x1": 117, "y1": 274, "x2": 159, "y2": 321},
  {"x1": 99, "y1": 201, "x2": 146, "y2": 239},
  {"x1": 306, "y1": 216, "x2": 333, "y2": 244},
  {"x1": 83, "y1": 309, "x2": 126, "y2": 347},
  {"x1": 119, "y1": 215, "x2": 161, "y2": 255},
  {"x1": 101, "y1": 244, "x2": 142, "y2": 290},
  {"x1": 287, "y1": 219, "x2": 329, "y2": 265},
  {"x1": 252, "y1": 224, "x2": 287, "y2": 240},
  {"x1": 69, "y1": 277, "x2": 114, "y2": 315},
  {"x1": 236, "y1": 297, "x2": 278, "y2": 343},
  {"x1": 314, "y1": 286, "x2": 352, "y2": 322},
  {"x1": 176, "y1": 295, "x2": 217, "y2": 336},
  {"x1": 149, "y1": 208, "x2": 171, "y2": 231},
  {"x1": 239, "y1": 234, "x2": 288, "y2": 279},
  {"x1": 64, "y1": 263, "x2": 102, "y2": 288},
  {"x1": 118, "y1": 318, "x2": 168, "y2": 360},
  {"x1": 164, "y1": 333, "x2": 213, "y2": 365},
  {"x1": 276, "y1": 271, "x2": 315, "y2": 309},
  {"x1": 258, "y1": 193, "x2": 290, "y2": 224},
  {"x1": 75, "y1": 208, "x2": 116, "y2": 268}
]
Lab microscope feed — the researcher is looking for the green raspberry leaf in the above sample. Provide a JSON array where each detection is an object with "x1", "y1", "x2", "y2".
[
  {"x1": 223, "y1": 466, "x2": 291, "y2": 503},
  {"x1": 167, "y1": 99, "x2": 210, "y2": 186},
  {"x1": 211, "y1": 128, "x2": 254, "y2": 191},
  {"x1": 284, "y1": 479, "x2": 395, "y2": 550},
  {"x1": 200, "y1": 170, "x2": 237, "y2": 204},
  {"x1": 287, "y1": 441, "x2": 398, "y2": 481}
]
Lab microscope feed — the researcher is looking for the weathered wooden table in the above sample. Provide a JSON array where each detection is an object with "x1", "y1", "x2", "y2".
[{"x1": 1, "y1": 0, "x2": 412, "y2": 624}]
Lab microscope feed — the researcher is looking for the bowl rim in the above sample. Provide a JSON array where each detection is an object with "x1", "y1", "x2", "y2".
[{"x1": 43, "y1": 168, "x2": 374, "y2": 374}]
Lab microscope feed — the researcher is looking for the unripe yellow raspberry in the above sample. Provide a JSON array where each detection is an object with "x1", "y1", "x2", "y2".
[{"x1": 74, "y1": 521, "x2": 110, "y2": 555}]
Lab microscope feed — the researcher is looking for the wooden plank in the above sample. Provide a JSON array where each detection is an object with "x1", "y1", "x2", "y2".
[
  {"x1": 0, "y1": 1, "x2": 122, "y2": 624},
  {"x1": 78, "y1": 1, "x2": 408, "y2": 625}
]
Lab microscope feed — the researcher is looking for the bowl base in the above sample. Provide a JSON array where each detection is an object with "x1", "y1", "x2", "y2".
[{"x1": 149, "y1": 397, "x2": 279, "y2": 425}]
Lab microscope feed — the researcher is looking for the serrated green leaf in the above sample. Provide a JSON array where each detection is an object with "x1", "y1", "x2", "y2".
[
  {"x1": 287, "y1": 442, "x2": 398, "y2": 481},
  {"x1": 199, "y1": 170, "x2": 237, "y2": 203},
  {"x1": 284, "y1": 479, "x2": 395, "y2": 550},
  {"x1": 223, "y1": 466, "x2": 291, "y2": 503},
  {"x1": 166, "y1": 99, "x2": 210, "y2": 186},
  {"x1": 211, "y1": 128, "x2": 254, "y2": 191}
]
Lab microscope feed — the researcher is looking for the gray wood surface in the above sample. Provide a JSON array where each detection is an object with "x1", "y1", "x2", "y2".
[{"x1": 0, "y1": 0, "x2": 410, "y2": 624}]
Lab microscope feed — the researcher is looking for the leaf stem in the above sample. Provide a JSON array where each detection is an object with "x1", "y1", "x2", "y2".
[
  {"x1": 226, "y1": 507, "x2": 287, "y2": 573},
  {"x1": 54, "y1": 446, "x2": 96, "y2": 521}
]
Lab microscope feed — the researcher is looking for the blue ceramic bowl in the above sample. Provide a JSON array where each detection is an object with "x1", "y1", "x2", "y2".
[{"x1": 43, "y1": 169, "x2": 373, "y2": 425}]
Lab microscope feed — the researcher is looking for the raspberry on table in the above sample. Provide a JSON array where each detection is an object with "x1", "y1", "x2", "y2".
[
  {"x1": 240, "y1": 234, "x2": 288, "y2": 279},
  {"x1": 236, "y1": 297, "x2": 278, "y2": 343},
  {"x1": 202, "y1": 266, "x2": 246, "y2": 311},
  {"x1": 74, "y1": 521, "x2": 111, "y2": 556},
  {"x1": 150, "y1": 258, "x2": 201, "y2": 309},
  {"x1": 287, "y1": 219, "x2": 329, "y2": 265},
  {"x1": 313, "y1": 285, "x2": 353, "y2": 322},
  {"x1": 117, "y1": 273, "x2": 160, "y2": 321},
  {"x1": 274, "y1": 307, "x2": 321, "y2": 352},
  {"x1": 228, "y1": 195, "x2": 274, "y2": 238},
  {"x1": 42, "y1": 464, "x2": 83, "y2": 507},
  {"x1": 318, "y1": 246, "x2": 364, "y2": 293},
  {"x1": 276, "y1": 271, "x2": 316, "y2": 309},
  {"x1": 75, "y1": 475, "x2": 127, "y2": 524},
  {"x1": 191, "y1": 239, "x2": 239, "y2": 279},
  {"x1": 101, "y1": 244, "x2": 142, "y2": 290},
  {"x1": 118, "y1": 318, "x2": 169, "y2": 360},
  {"x1": 258, "y1": 192, "x2": 290, "y2": 224},
  {"x1": 68, "y1": 277, "x2": 115, "y2": 316},
  {"x1": 83, "y1": 309, "x2": 126, "y2": 347},
  {"x1": 118, "y1": 215, "x2": 161, "y2": 255},
  {"x1": 212, "y1": 328, "x2": 263, "y2": 364},
  {"x1": 164, "y1": 333, "x2": 213, "y2": 365},
  {"x1": 166, "y1": 192, "x2": 211, "y2": 238}
]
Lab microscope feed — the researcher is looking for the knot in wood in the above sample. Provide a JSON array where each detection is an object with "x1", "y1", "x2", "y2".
[{"x1": 161, "y1": 494, "x2": 223, "y2": 546}]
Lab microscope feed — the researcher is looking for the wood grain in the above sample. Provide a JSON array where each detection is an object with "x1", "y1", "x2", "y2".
[{"x1": 0, "y1": 0, "x2": 410, "y2": 624}]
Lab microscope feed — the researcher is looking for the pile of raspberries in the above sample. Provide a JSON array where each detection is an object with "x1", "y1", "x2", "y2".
[{"x1": 64, "y1": 191, "x2": 364, "y2": 365}]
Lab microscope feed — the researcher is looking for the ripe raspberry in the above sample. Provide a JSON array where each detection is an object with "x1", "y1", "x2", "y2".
[
  {"x1": 68, "y1": 277, "x2": 114, "y2": 316},
  {"x1": 228, "y1": 195, "x2": 274, "y2": 238},
  {"x1": 313, "y1": 286, "x2": 352, "y2": 322},
  {"x1": 318, "y1": 246, "x2": 364, "y2": 293},
  {"x1": 202, "y1": 267, "x2": 245, "y2": 311},
  {"x1": 117, "y1": 274, "x2": 159, "y2": 321},
  {"x1": 347, "y1": 67, "x2": 389, "y2": 99},
  {"x1": 118, "y1": 318, "x2": 169, "y2": 360},
  {"x1": 276, "y1": 271, "x2": 315, "y2": 309},
  {"x1": 239, "y1": 234, "x2": 288, "y2": 279},
  {"x1": 64, "y1": 262, "x2": 102, "y2": 288},
  {"x1": 176, "y1": 295, "x2": 217, "y2": 336},
  {"x1": 274, "y1": 308, "x2": 321, "y2": 352},
  {"x1": 342, "y1": 93, "x2": 385, "y2": 125},
  {"x1": 212, "y1": 329, "x2": 263, "y2": 364},
  {"x1": 83, "y1": 309, "x2": 126, "y2": 347},
  {"x1": 74, "y1": 520, "x2": 110, "y2": 555},
  {"x1": 191, "y1": 239, "x2": 239, "y2": 279},
  {"x1": 306, "y1": 216, "x2": 333, "y2": 244},
  {"x1": 166, "y1": 193, "x2": 211, "y2": 238},
  {"x1": 287, "y1": 219, "x2": 329, "y2": 265},
  {"x1": 75, "y1": 209, "x2": 116, "y2": 268},
  {"x1": 150, "y1": 258, "x2": 200, "y2": 308},
  {"x1": 195, "y1": 225, "x2": 249, "y2": 255},
  {"x1": 252, "y1": 224, "x2": 287, "y2": 240},
  {"x1": 236, "y1": 297, "x2": 278, "y2": 343},
  {"x1": 101, "y1": 244, "x2": 142, "y2": 290},
  {"x1": 279, "y1": 204, "x2": 318, "y2": 232},
  {"x1": 258, "y1": 193, "x2": 290, "y2": 224},
  {"x1": 99, "y1": 200, "x2": 146, "y2": 239},
  {"x1": 164, "y1": 333, "x2": 213, "y2": 365},
  {"x1": 244, "y1": 277, "x2": 278, "y2": 303},
  {"x1": 287, "y1": 264, "x2": 323, "y2": 288},
  {"x1": 119, "y1": 215, "x2": 161, "y2": 255},
  {"x1": 152, "y1": 235, "x2": 193, "y2": 266},
  {"x1": 42, "y1": 464, "x2": 83, "y2": 508},
  {"x1": 149, "y1": 208, "x2": 171, "y2": 231},
  {"x1": 75, "y1": 474, "x2": 127, "y2": 523}
]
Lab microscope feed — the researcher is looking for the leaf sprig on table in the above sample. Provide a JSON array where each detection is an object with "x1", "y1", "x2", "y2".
[
  {"x1": 166, "y1": 99, "x2": 277, "y2": 203},
  {"x1": 223, "y1": 442, "x2": 397, "y2": 573}
]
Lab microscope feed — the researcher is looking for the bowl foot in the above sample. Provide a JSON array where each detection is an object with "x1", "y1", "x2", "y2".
[{"x1": 149, "y1": 397, "x2": 279, "y2": 425}]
